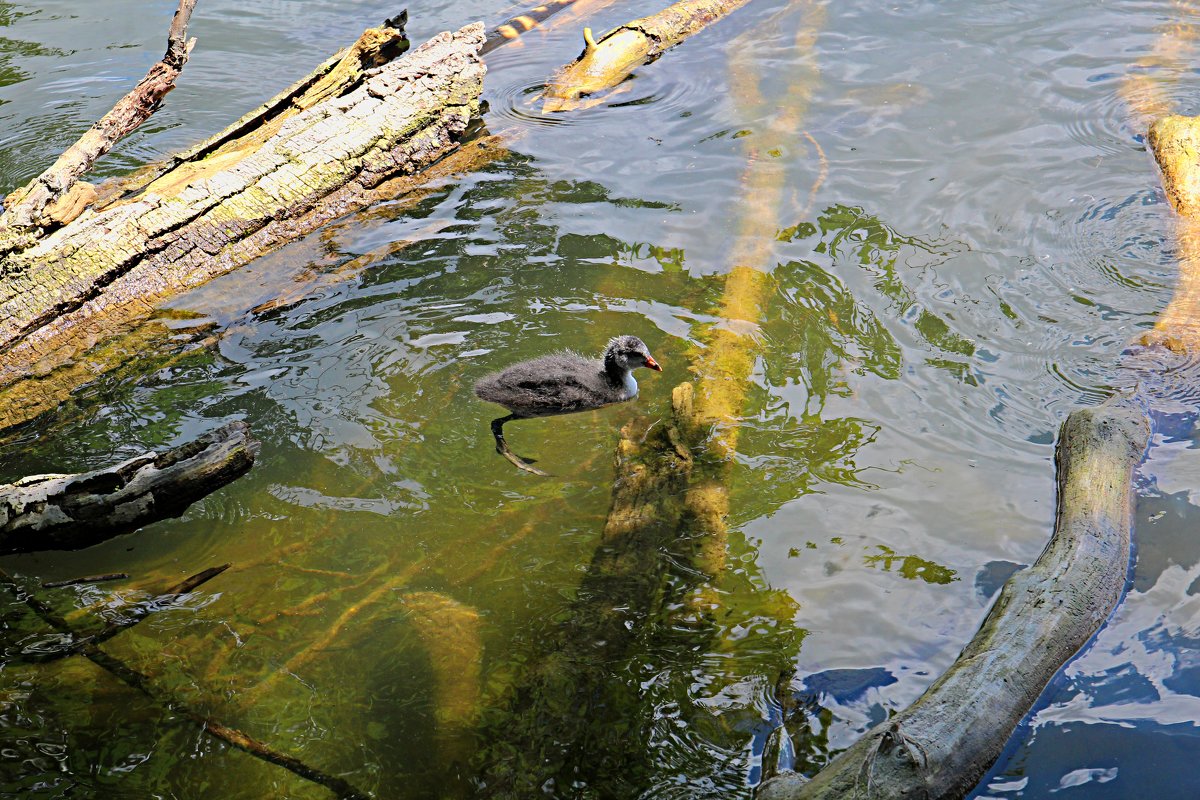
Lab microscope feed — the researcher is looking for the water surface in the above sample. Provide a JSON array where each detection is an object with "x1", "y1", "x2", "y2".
[{"x1": 1, "y1": 0, "x2": 1198, "y2": 797}]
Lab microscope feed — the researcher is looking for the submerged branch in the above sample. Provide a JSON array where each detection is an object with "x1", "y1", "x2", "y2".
[
  {"x1": 0, "y1": 565, "x2": 370, "y2": 799},
  {"x1": 24, "y1": 564, "x2": 230, "y2": 663},
  {"x1": 41, "y1": 573, "x2": 129, "y2": 589}
]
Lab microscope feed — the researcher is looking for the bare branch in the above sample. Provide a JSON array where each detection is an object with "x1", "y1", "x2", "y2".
[{"x1": 0, "y1": 0, "x2": 199, "y2": 239}]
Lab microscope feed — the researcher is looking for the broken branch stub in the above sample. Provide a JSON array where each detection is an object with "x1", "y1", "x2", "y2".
[
  {"x1": 0, "y1": 421, "x2": 258, "y2": 555},
  {"x1": 760, "y1": 401, "x2": 1150, "y2": 800}
]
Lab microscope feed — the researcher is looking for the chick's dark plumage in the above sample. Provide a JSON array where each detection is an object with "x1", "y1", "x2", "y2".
[
  {"x1": 475, "y1": 351, "x2": 624, "y2": 415},
  {"x1": 474, "y1": 335, "x2": 661, "y2": 474}
]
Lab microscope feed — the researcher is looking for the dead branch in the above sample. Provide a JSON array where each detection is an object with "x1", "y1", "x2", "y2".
[
  {"x1": 0, "y1": 0, "x2": 198, "y2": 242},
  {"x1": 0, "y1": 421, "x2": 257, "y2": 555}
]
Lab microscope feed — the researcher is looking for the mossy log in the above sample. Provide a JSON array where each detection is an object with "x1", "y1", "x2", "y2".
[
  {"x1": 759, "y1": 402, "x2": 1150, "y2": 800},
  {"x1": 0, "y1": 23, "x2": 485, "y2": 410},
  {"x1": 0, "y1": 420, "x2": 257, "y2": 555},
  {"x1": 542, "y1": 0, "x2": 753, "y2": 111}
]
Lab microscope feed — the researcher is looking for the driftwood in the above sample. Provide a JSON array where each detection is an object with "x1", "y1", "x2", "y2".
[
  {"x1": 0, "y1": 22, "x2": 486, "y2": 421},
  {"x1": 759, "y1": 402, "x2": 1150, "y2": 799},
  {"x1": 542, "y1": 0, "x2": 753, "y2": 111},
  {"x1": 0, "y1": 420, "x2": 257, "y2": 554}
]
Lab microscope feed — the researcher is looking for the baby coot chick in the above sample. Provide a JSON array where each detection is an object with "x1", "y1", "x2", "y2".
[{"x1": 474, "y1": 335, "x2": 662, "y2": 475}]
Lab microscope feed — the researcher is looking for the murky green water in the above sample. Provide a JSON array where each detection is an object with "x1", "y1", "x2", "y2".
[{"x1": 2, "y1": 0, "x2": 1200, "y2": 797}]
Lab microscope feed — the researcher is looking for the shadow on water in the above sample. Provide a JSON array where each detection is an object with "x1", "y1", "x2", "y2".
[{"x1": 469, "y1": 204, "x2": 968, "y2": 798}]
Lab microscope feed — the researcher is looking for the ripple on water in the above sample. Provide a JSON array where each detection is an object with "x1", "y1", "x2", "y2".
[{"x1": 488, "y1": 72, "x2": 724, "y2": 132}]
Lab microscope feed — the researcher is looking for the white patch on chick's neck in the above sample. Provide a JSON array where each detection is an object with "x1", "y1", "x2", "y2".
[{"x1": 622, "y1": 370, "x2": 638, "y2": 399}]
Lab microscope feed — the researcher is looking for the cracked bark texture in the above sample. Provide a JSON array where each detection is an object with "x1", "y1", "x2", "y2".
[
  {"x1": 760, "y1": 402, "x2": 1150, "y2": 800},
  {"x1": 0, "y1": 23, "x2": 485, "y2": 418},
  {"x1": 0, "y1": 420, "x2": 258, "y2": 554}
]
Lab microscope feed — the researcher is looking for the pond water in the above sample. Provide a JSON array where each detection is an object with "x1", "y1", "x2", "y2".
[{"x1": 1, "y1": 0, "x2": 1199, "y2": 797}]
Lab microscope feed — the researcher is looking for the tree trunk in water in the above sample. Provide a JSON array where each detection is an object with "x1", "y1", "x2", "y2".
[{"x1": 759, "y1": 401, "x2": 1149, "y2": 799}]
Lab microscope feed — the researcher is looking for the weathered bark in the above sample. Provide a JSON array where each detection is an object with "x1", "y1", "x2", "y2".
[
  {"x1": 542, "y1": 0, "x2": 753, "y2": 111},
  {"x1": 759, "y1": 402, "x2": 1150, "y2": 800},
  {"x1": 0, "y1": 420, "x2": 257, "y2": 554},
  {"x1": 0, "y1": 24, "x2": 486, "y2": 405}
]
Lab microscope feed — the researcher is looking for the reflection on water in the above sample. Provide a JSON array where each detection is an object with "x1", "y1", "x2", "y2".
[{"x1": 1, "y1": 0, "x2": 1199, "y2": 797}]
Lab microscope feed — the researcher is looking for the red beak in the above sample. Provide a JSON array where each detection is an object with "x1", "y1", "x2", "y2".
[{"x1": 645, "y1": 356, "x2": 662, "y2": 372}]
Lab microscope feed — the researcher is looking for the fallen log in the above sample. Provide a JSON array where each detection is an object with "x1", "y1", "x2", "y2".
[
  {"x1": 0, "y1": 420, "x2": 257, "y2": 554},
  {"x1": 542, "y1": 0, "x2": 754, "y2": 111},
  {"x1": 760, "y1": 401, "x2": 1150, "y2": 800},
  {"x1": 0, "y1": 21, "x2": 486, "y2": 409}
]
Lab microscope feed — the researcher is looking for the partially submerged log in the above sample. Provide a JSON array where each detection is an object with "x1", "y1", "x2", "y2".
[
  {"x1": 542, "y1": 0, "x2": 753, "y2": 111},
  {"x1": 0, "y1": 420, "x2": 257, "y2": 554},
  {"x1": 760, "y1": 402, "x2": 1150, "y2": 800},
  {"x1": 0, "y1": 23, "x2": 486, "y2": 409}
]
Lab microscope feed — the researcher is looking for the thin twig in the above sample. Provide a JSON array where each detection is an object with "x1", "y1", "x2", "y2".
[{"x1": 41, "y1": 573, "x2": 129, "y2": 589}]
